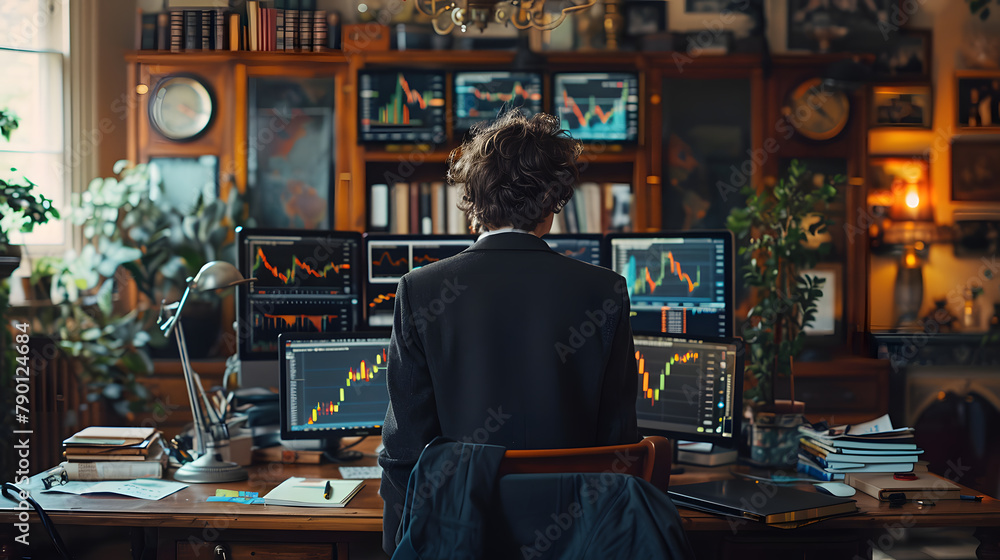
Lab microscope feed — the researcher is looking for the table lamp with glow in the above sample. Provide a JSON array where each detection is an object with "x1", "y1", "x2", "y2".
[
  {"x1": 158, "y1": 261, "x2": 254, "y2": 483},
  {"x1": 887, "y1": 164, "x2": 933, "y2": 329}
]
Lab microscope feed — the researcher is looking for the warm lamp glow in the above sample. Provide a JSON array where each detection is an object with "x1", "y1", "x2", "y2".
[
  {"x1": 905, "y1": 187, "x2": 920, "y2": 209},
  {"x1": 905, "y1": 252, "x2": 917, "y2": 267}
]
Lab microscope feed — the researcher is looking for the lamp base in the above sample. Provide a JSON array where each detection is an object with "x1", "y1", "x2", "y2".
[{"x1": 174, "y1": 451, "x2": 248, "y2": 484}]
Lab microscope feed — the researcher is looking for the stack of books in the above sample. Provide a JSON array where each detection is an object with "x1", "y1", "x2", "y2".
[
  {"x1": 797, "y1": 414, "x2": 923, "y2": 481},
  {"x1": 60, "y1": 427, "x2": 167, "y2": 481}
]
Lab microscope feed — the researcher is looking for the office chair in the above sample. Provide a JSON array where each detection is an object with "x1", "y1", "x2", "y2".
[{"x1": 497, "y1": 436, "x2": 673, "y2": 492}]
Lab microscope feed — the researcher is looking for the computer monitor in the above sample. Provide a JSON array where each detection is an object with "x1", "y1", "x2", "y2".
[
  {"x1": 364, "y1": 234, "x2": 476, "y2": 328},
  {"x1": 278, "y1": 333, "x2": 391, "y2": 458},
  {"x1": 543, "y1": 234, "x2": 603, "y2": 266},
  {"x1": 236, "y1": 227, "x2": 363, "y2": 387},
  {"x1": 358, "y1": 70, "x2": 447, "y2": 143},
  {"x1": 552, "y1": 72, "x2": 639, "y2": 142},
  {"x1": 605, "y1": 231, "x2": 733, "y2": 338},
  {"x1": 633, "y1": 334, "x2": 744, "y2": 448},
  {"x1": 453, "y1": 71, "x2": 543, "y2": 133}
]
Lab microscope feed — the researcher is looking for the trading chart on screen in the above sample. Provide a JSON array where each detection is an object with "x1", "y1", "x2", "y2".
[
  {"x1": 454, "y1": 71, "x2": 543, "y2": 131},
  {"x1": 554, "y1": 73, "x2": 639, "y2": 142},
  {"x1": 359, "y1": 71, "x2": 446, "y2": 143}
]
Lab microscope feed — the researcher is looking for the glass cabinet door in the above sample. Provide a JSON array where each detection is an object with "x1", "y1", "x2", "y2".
[{"x1": 247, "y1": 76, "x2": 336, "y2": 229}]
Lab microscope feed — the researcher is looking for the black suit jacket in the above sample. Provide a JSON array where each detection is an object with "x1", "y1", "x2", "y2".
[{"x1": 378, "y1": 232, "x2": 640, "y2": 555}]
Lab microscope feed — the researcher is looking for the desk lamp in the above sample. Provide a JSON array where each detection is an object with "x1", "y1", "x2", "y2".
[
  {"x1": 158, "y1": 261, "x2": 254, "y2": 483},
  {"x1": 886, "y1": 162, "x2": 934, "y2": 329}
]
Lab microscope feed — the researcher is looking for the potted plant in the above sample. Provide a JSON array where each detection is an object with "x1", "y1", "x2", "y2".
[
  {"x1": 726, "y1": 159, "x2": 840, "y2": 466},
  {"x1": 34, "y1": 160, "x2": 243, "y2": 420}
]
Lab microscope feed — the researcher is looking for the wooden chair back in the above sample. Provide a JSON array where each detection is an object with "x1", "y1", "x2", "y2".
[{"x1": 497, "y1": 436, "x2": 673, "y2": 492}]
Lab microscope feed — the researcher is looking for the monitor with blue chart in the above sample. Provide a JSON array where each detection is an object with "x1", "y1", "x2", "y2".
[
  {"x1": 633, "y1": 334, "x2": 743, "y2": 447},
  {"x1": 364, "y1": 234, "x2": 476, "y2": 328},
  {"x1": 605, "y1": 231, "x2": 733, "y2": 338},
  {"x1": 544, "y1": 234, "x2": 603, "y2": 266},
  {"x1": 279, "y1": 333, "x2": 391, "y2": 460},
  {"x1": 236, "y1": 227, "x2": 363, "y2": 388},
  {"x1": 358, "y1": 70, "x2": 447, "y2": 144},
  {"x1": 453, "y1": 71, "x2": 543, "y2": 133},
  {"x1": 553, "y1": 72, "x2": 639, "y2": 143}
]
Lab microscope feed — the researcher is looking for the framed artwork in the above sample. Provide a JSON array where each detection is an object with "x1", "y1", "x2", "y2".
[
  {"x1": 247, "y1": 75, "x2": 336, "y2": 229},
  {"x1": 952, "y1": 135, "x2": 1000, "y2": 202},
  {"x1": 786, "y1": 0, "x2": 890, "y2": 52},
  {"x1": 624, "y1": 1, "x2": 668, "y2": 36},
  {"x1": 956, "y1": 71, "x2": 1000, "y2": 130},
  {"x1": 871, "y1": 84, "x2": 932, "y2": 128},
  {"x1": 872, "y1": 29, "x2": 931, "y2": 81}
]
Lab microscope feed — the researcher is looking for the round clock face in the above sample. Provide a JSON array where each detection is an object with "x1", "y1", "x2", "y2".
[
  {"x1": 148, "y1": 75, "x2": 214, "y2": 141},
  {"x1": 783, "y1": 78, "x2": 850, "y2": 142}
]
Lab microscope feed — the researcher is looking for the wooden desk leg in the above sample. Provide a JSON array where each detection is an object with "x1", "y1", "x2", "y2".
[{"x1": 976, "y1": 527, "x2": 1000, "y2": 560}]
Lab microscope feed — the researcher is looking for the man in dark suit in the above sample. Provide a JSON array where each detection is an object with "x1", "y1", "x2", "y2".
[{"x1": 378, "y1": 111, "x2": 640, "y2": 555}]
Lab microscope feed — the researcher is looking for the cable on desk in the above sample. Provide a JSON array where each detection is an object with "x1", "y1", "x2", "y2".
[{"x1": 2, "y1": 481, "x2": 73, "y2": 559}]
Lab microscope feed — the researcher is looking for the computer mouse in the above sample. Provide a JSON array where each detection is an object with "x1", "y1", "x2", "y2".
[{"x1": 814, "y1": 482, "x2": 856, "y2": 497}]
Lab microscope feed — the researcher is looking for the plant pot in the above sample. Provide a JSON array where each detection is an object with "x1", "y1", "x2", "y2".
[{"x1": 747, "y1": 400, "x2": 806, "y2": 468}]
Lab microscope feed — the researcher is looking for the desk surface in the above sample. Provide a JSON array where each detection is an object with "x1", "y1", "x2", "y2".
[{"x1": 3, "y1": 440, "x2": 1000, "y2": 536}]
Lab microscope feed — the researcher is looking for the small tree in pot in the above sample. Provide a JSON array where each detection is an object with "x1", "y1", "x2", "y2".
[{"x1": 726, "y1": 159, "x2": 839, "y2": 465}]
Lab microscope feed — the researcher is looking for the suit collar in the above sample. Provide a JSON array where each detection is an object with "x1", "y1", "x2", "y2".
[{"x1": 464, "y1": 232, "x2": 554, "y2": 253}]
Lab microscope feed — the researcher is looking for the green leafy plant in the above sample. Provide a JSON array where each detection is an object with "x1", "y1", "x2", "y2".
[
  {"x1": 35, "y1": 160, "x2": 243, "y2": 416},
  {"x1": 726, "y1": 160, "x2": 841, "y2": 407},
  {"x1": 0, "y1": 109, "x2": 60, "y2": 251}
]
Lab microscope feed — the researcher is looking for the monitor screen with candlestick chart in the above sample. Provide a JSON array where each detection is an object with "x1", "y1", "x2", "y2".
[
  {"x1": 605, "y1": 231, "x2": 734, "y2": 338},
  {"x1": 236, "y1": 228, "x2": 363, "y2": 387},
  {"x1": 633, "y1": 334, "x2": 743, "y2": 447},
  {"x1": 358, "y1": 70, "x2": 447, "y2": 143},
  {"x1": 453, "y1": 71, "x2": 543, "y2": 133}
]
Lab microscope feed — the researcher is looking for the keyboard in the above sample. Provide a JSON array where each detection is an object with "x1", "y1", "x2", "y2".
[{"x1": 339, "y1": 466, "x2": 383, "y2": 479}]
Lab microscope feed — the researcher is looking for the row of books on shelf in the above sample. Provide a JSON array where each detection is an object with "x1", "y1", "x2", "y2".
[
  {"x1": 367, "y1": 182, "x2": 633, "y2": 235},
  {"x1": 59, "y1": 427, "x2": 166, "y2": 481},
  {"x1": 137, "y1": 0, "x2": 336, "y2": 52}
]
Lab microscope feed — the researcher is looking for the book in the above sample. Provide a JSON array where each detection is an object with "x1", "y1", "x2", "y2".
[
  {"x1": 66, "y1": 427, "x2": 156, "y2": 447},
  {"x1": 369, "y1": 183, "x2": 390, "y2": 231},
  {"x1": 799, "y1": 440, "x2": 922, "y2": 464},
  {"x1": 824, "y1": 463, "x2": 915, "y2": 474},
  {"x1": 800, "y1": 437, "x2": 918, "y2": 453},
  {"x1": 263, "y1": 477, "x2": 364, "y2": 507},
  {"x1": 184, "y1": 10, "x2": 200, "y2": 50},
  {"x1": 844, "y1": 472, "x2": 961, "y2": 501},
  {"x1": 65, "y1": 433, "x2": 162, "y2": 456},
  {"x1": 668, "y1": 479, "x2": 857, "y2": 525},
  {"x1": 799, "y1": 414, "x2": 915, "y2": 446},
  {"x1": 797, "y1": 456, "x2": 845, "y2": 481},
  {"x1": 62, "y1": 450, "x2": 167, "y2": 481},
  {"x1": 251, "y1": 446, "x2": 324, "y2": 464}
]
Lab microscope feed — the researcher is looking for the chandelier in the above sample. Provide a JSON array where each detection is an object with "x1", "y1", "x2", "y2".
[{"x1": 409, "y1": 0, "x2": 596, "y2": 34}]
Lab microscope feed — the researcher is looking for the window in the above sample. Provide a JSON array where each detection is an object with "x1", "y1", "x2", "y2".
[{"x1": 0, "y1": 0, "x2": 68, "y2": 248}]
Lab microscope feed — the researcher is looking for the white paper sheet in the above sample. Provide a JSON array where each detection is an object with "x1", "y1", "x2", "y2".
[{"x1": 41, "y1": 478, "x2": 188, "y2": 500}]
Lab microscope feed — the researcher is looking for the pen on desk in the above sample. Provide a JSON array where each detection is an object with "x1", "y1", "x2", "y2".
[
  {"x1": 324, "y1": 480, "x2": 333, "y2": 500},
  {"x1": 961, "y1": 495, "x2": 984, "y2": 502}
]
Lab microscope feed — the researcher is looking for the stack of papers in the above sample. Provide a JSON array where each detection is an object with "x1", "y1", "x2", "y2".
[
  {"x1": 263, "y1": 477, "x2": 365, "y2": 507},
  {"x1": 797, "y1": 414, "x2": 923, "y2": 481}
]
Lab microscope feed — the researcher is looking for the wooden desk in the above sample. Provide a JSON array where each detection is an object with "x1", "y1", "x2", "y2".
[{"x1": 4, "y1": 450, "x2": 1000, "y2": 560}]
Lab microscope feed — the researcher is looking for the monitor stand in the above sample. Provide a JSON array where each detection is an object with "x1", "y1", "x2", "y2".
[{"x1": 318, "y1": 438, "x2": 364, "y2": 464}]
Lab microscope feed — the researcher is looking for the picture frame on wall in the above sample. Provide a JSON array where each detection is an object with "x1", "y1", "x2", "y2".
[
  {"x1": 951, "y1": 136, "x2": 1000, "y2": 202},
  {"x1": 872, "y1": 29, "x2": 931, "y2": 81},
  {"x1": 684, "y1": 0, "x2": 728, "y2": 12},
  {"x1": 871, "y1": 84, "x2": 932, "y2": 128},
  {"x1": 956, "y1": 71, "x2": 1000, "y2": 130},
  {"x1": 624, "y1": 0, "x2": 668, "y2": 36},
  {"x1": 786, "y1": 0, "x2": 890, "y2": 52}
]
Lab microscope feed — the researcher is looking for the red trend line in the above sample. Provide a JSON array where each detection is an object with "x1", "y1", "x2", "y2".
[
  {"x1": 371, "y1": 251, "x2": 408, "y2": 268},
  {"x1": 470, "y1": 82, "x2": 535, "y2": 103},
  {"x1": 666, "y1": 252, "x2": 695, "y2": 293},
  {"x1": 412, "y1": 254, "x2": 440, "y2": 264},
  {"x1": 399, "y1": 74, "x2": 428, "y2": 110},
  {"x1": 255, "y1": 247, "x2": 350, "y2": 284},
  {"x1": 369, "y1": 293, "x2": 396, "y2": 307},
  {"x1": 562, "y1": 90, "x2": 615, "y2": 127},
  {"x1": 644, "y1": 267, "x2": 656, "y2": 295}
]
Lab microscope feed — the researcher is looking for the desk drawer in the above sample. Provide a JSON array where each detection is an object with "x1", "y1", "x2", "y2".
[{"x1": 176, "y1": 542, "x2": 334, "y2": 560}]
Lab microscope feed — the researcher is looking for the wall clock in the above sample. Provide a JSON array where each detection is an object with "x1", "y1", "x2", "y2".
[
  {"x1": 782, "y1": 78, "x2": 851, "y2": 142},
  {"x1": 148, "y1": 75, "x2": 215, "y2": 141}
]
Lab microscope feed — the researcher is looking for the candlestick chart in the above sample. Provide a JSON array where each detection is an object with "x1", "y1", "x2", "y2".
[
  {"x1": 359, "y1": 71, "x2": 446, "y2": 143},
  {"x1": 287, "y1": 342, "x2": 391, "y2": 431},
  {"x1": 621, "y1": 246, "x2": 715, "y2": 300}
]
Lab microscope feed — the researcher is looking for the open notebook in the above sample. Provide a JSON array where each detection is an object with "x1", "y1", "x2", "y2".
[{"x1": 263, "y1": 477, "x2": 365, "y2": 507}]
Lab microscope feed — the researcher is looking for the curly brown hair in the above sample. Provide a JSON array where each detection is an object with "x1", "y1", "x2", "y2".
[{"x1": 448, "y1": 110, "x2": 582, "y2": 233}]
